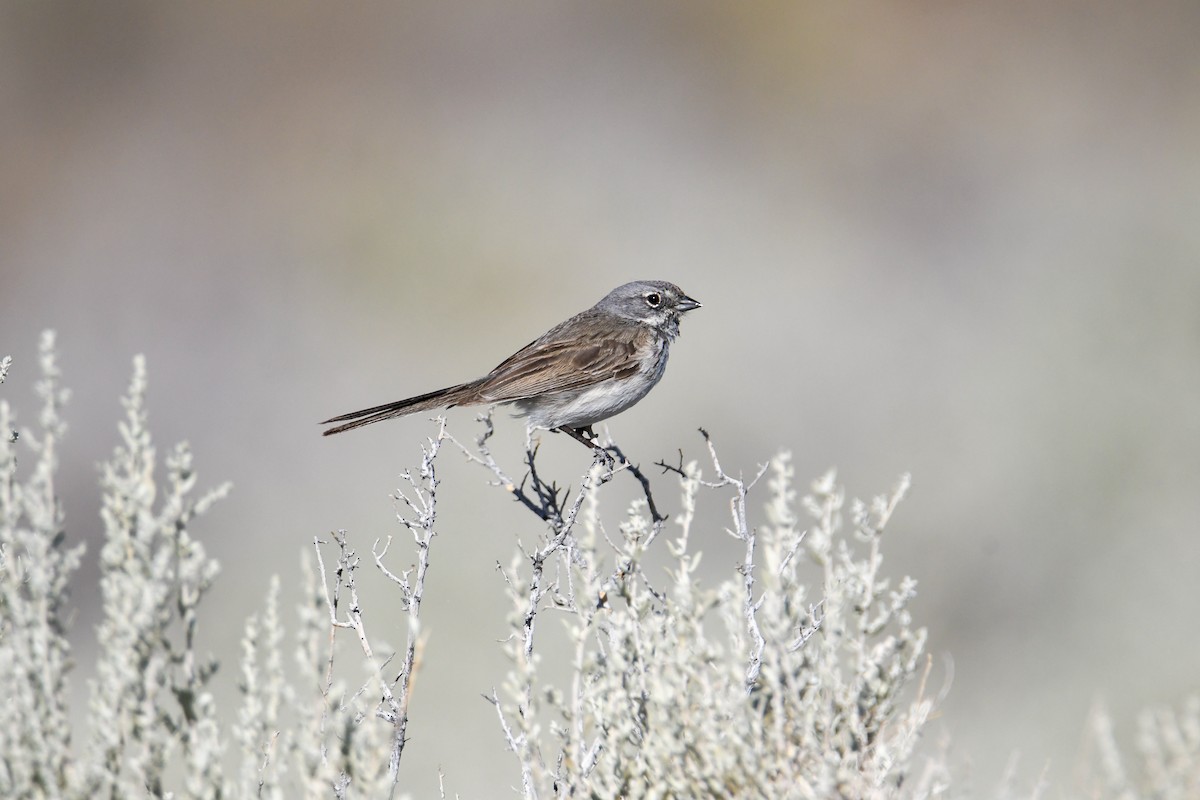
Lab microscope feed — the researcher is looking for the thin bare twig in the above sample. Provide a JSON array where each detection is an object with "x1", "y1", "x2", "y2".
[
  {"x1": 696, "y1": 428, "x2": 771, "y2": 691},
  {"x1": 313, "y1": 419, "x2": 450, "y2": 791}
]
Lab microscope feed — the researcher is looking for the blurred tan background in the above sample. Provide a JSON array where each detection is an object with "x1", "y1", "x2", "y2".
[{"x1": 3, "y1": 1, "x2": 1198, "y2": 795}]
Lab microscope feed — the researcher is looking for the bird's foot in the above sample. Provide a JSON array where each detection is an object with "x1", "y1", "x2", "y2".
[{"x1": 556, "y1": 425, "x2": 618, "y2": 467}]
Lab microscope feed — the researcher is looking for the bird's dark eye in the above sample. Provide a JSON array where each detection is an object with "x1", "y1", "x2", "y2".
[{"x1": 645, "y1": 292, "x2": 662, "y2": 308}]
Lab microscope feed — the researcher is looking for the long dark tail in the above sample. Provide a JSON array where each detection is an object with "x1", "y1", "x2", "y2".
[{"x1": 320, "y1": 383, "x2": 474, "y2": 436}]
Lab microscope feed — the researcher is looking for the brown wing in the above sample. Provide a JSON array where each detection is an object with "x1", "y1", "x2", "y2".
[{"x1": 466, "y1": 313, "x2": 646, "y2": 403}]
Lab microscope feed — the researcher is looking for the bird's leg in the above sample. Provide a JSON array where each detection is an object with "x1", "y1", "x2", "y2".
[
  {"x1": 556, "y1": 425, "x2": 599, "y2": 449},
  {"x1": 556, "y1": 425, "x2": 618, "y2": 467}
]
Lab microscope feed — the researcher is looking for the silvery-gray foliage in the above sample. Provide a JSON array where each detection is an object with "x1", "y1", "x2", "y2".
[
  {"x1": 467, "y1": 427, "x2": 934, "y2": 799},
  {"x1": 0, "y1": 333, "x2": 1195, "y2": 799},
  {"x1": 0, "y1": 332, "x2": 82, "y2": 796}
]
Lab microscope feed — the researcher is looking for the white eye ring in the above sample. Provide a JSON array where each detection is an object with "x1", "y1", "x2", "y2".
[{"x1": 645, "y1": 292, "x2": 662, "y2": 308}]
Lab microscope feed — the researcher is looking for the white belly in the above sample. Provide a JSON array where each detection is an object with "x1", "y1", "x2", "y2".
[{"x1": 515, "y1": 338, "x2": 669, "y2": 430}]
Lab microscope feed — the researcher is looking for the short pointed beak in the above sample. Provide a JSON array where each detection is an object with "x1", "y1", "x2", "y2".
[{"x1": 678, "y1": 295, "x2": 701, "y2": 312}]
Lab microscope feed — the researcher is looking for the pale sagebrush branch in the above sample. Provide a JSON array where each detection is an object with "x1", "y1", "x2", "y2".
[
  {"x1": 460, "y1": 421, "x2": 693, "y2": 797},
  {"x1": 448, "y1": 413, "x2": 711, "y2": 799},
  {"x1": 697, "y1": 428, "x2": 771, "y2": 690},
  {"x1": 376, "y1": 419, "x2": 447, "y2": 782},
  {"x1": 447, "y1": 411, "x2": 611, "y2": 660},
  {"x1": 0, "y1": 331, "x2": 82, "y2": 797},
  {"x1": 311, "y1": 422, "x2": 448, "y2": 794},
  {"x1": 312, "y1": 531, "x2": 399, "y2": 795},
  {"x1": 233, "y1": 575, "x2": 291, "y2": 800},
  {"x1": 87, "y1": 352, "x2": 229, "y2": 797}
]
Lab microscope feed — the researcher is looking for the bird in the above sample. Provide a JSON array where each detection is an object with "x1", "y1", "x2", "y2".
[{"x1": 320, "y1": 280, "x2": 700, "y2": 446}]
